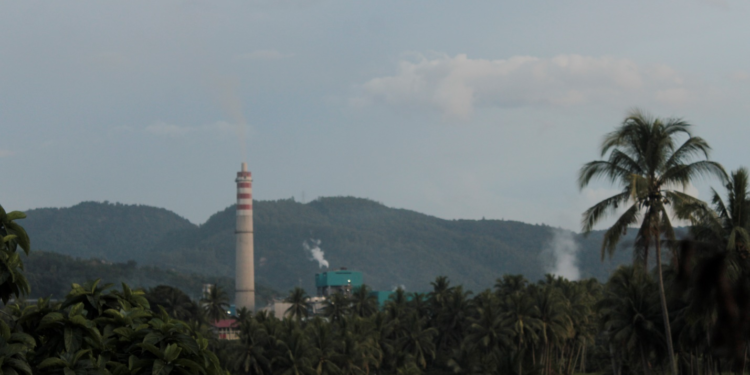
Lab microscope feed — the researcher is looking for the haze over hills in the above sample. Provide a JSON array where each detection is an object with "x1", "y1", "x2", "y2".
[{"x1": 22, "y1": 197, "x2": 636, "y2": 296}]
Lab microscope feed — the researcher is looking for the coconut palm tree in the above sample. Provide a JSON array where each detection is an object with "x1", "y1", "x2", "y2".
[
  {"x1": 466, "y1": 292, "x2": 513, "y2": 372},
  {"x1": 676, "y1": 167, "x2": 750, "y2": 274},
  {"x1": 323, "y1": 292, "x2": 350, "y2": 324},
  {"x1": 502, "y1": 291, "x2": 542, "y2": 375},
  {"x1": 307, "y1": 317, "x2": 342, "y2": 375},
  {"x1": 395, "y1": 312, "x2": 438, "y2": 369},
  {"x1": 495, "y1": 275, "x2": 529, "y2": 299},
  {"x1": 434, "y1": 286, "x2": 473, "y2": 358},
  {"x1": 233, "y1": 316, "x2": 271, "y2": 375},
  {"x1": 597, "y1": 266, "x2": 663, "y2": 375},
  {"x1": 579, "y1": 109, "x2": 726, "y2": 375},
  {"x1": 351, "y1": 285, "x2": 378, "y2": 318},
  {"x1": 535, "y1": 286, "x2": 572, "y2": 375},
  {"x1": 202, "y1": 284, "x2": 230, "y2": 322},
  {"x1": 145, "y1": 285, "x2": 203, "y2": 322},
  {"x1": 429, "y1": 276, "x2": 453, "y2": 309},
  {"x1": 285, "y1": 287, "x2": 312, "y2": 321}
]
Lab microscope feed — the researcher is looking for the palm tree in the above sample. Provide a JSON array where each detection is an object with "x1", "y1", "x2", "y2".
[
  {"x1": 677, "y1": 167, "x2": 750, "y2": 273},
  {"x1": 307, "y1": 317, "x2": 342, "y2": 375},
  {"x1": 145, "y1": 285, "x2": 203, "y2": 322},
  {"x1": 274, "y1": 328, "x2": 315, "y2": 375},
  {"x1": 495, "y1": 274, "x2": 528, "y2": 299},
  {"x1": 395, "y1": 312, "x2": 437, "y2": 369},
  {"x1": 579, "y1": 109, "x2": 726, "y2": 375},
  {"x1": 233, "y1": 316, "x2": 271, "y2": 375},
  {"x1": 202, "y1": 284, "x2": 230, "y2": 323},
  {"x1": 597, "y1": 266, "x2": 663, "y2": 375},
  {"x1": 429, "y1": 276, "x2": 453, "y2": 309},
  {"x1": 502, "y1": 291, "x2": 542, "y2": 375},
  {"x1": 323, "y1": 292, "x2": 350, "y2": 324},
  {"x1": 535, "y1": 285, "x2": 572, "y2": 375},
  {"x1": 466, "y1": 292, "x2": 513, "y2": 372},
  {"x1": 434, "y1": 286, "x2": 473, "y2": 358},
  {"x1": 285, "y1": 287, "x2": 312, "y2": 321},
  {"x1": 351, "y1": 285, "x2": 378, "y2": 318}
]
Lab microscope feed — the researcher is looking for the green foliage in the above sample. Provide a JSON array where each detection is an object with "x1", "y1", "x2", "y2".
[
  {"x1": 201, "y1": 285, "x2": 230, "y2": 323},
  {"x1": 1, "y1": 282, "x2": 224, "y2": 375},
  {"x1": 0, "y1": 205, "x2": 31, "y2": 304},
  {"x1": 20, "y1": 199, "x2": 634, "y2": 295}
]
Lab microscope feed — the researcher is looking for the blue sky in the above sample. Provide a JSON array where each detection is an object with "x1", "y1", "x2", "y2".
[{"x1": 2, "y1": 0, "x2": 749, "y2": 231}]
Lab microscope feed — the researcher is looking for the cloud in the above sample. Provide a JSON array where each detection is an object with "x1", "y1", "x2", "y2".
[
  {"x1": 237, "y1": 49, "x2": 293, "y2": 61},
  {"x1": 0, "y1": 150, "x2": 14, "y2": 158},
  {"x1": 145, "y1": 121, "x2": 241, "y2": 138},
  {"x1": 357, "y1": 53, "x2": 692, "y2": 118}
]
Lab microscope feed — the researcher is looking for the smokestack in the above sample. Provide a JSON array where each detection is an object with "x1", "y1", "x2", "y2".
[{"x1": 235, "y1": 162, "x2": 255, "y2": 311}]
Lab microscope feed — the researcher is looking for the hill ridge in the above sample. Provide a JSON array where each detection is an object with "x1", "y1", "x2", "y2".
[{"x1": 20, "y1": 197, "x2": 633, "y2": 293}]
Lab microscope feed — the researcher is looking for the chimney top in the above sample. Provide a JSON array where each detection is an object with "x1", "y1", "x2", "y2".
[{"x1": 241, "y1": 162, "x2": 247, "y2": 172}]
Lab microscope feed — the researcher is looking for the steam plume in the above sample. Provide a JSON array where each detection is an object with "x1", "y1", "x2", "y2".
[
  {"x1": 303, "y1": 239, "x2": 329, "y2": 268},
  {"x1": 211, "y1": 75, "x2": 247, "y2": 161},
  {"x1": 542, "y1": 229, "x2": 581, "y2": 280}
]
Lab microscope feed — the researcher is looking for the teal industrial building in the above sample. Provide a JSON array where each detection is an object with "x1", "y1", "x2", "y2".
[{"x1": 315, "y1": 268, "x2": 392, "y2": 306}]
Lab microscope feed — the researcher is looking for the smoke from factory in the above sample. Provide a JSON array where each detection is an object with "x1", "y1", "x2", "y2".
[
  {"x1": 211, "y1": 76, "x2": 248, "y2": 161},
  {"x1": 542, "y1": 229, "x2": 581, "y2": 281},
  {"x1": 303, "y1": 239, "x2": 329, "y2": 268}
]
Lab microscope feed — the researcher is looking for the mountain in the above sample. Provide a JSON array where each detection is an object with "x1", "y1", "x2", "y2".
[
  {"x1": 20, "y1": 198, "x2": 636, "y2": 295},
  {"x1": 23, "y1": 201, "x2": 194, "y2": 261}
]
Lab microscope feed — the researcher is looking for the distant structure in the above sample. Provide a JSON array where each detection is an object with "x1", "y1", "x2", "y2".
[
  {"x1": 315, "y1": 268, "x2": 363, "y2": 297},
  {"x1": 235, "y1": 162, "x2": 255, "y2": 311}
]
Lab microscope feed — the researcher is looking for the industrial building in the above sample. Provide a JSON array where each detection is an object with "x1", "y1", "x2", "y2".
[{"x1": 315, "y1": 268, "x2": 363, "y2": 297}]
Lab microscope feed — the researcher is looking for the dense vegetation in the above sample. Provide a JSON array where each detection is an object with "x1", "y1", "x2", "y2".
[{"x1": 22, "y1": 199, "x2": 633, "y2": 294}]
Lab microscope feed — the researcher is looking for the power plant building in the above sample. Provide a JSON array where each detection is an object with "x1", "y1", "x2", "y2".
[{"x1": 315, "y1": 269, "x2": 363, "y2": 297}]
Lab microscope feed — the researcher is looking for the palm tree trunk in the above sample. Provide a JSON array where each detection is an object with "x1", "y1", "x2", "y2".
[
  {"x1": 568, "y1": 343, "x2": 582, "y2": 375},
  {"x1": 655, "y1": 230, "x2": 678, "y2": 375},
  {"x1": 581, "y1": 340, "x2": 586, "y2": 373}
]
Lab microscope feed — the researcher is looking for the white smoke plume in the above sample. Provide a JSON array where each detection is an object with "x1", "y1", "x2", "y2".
[
  {"x1": 542, "y1": 229, "x2": 581, "y2": 281},
  {"x1": 210, "y1": 75, "x2": 248, "y2": 161},
  {"x1": 303, "y1": 239, "x2": 329, "y2": 268}
]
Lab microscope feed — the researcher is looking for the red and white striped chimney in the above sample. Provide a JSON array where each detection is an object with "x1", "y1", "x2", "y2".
[{"x1": 235, "y1": 162, "x2": 255, "y2": 311}]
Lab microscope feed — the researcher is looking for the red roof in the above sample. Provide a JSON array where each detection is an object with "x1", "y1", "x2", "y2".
[{"x1": 212, "y1": 319, "x2": 238, "y2": 329}]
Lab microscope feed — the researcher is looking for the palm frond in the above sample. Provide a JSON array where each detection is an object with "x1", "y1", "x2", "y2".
[
  {"x1": 661, "y1": 160, "x2": 727, "y2": 189},
  {"x1": 581, "y1": 191, "x2": 631, "y2": 234},
  {"x1": 578, "y1": 161, "x2": 635, "y2": 190},
  {"x1": 711, "y1": 187, "x2": 730, "y2": 223},
  {"x1": 664, "y1": 136, "x2": 711, "y2": 171},
  {"x1": 608, "y1": 149, "x2": 645, "y2": 176},
  {"x1": 600, "y1": 204, "x2": 640, "y2": 260}
]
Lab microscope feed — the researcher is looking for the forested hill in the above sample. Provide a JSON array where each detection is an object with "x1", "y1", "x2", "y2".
[{"x1": 22, "y1": 198, "x2": 634, "y2": 295}]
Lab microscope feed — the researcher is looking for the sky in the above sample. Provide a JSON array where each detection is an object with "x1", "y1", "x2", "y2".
[{"x1": 2, "y1": 0, "x2": 750, "y2": 232}]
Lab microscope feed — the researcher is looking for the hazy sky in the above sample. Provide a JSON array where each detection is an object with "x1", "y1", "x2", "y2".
[{"x1": 3, "y1": 0, "x2": 750, "y2": 231}]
